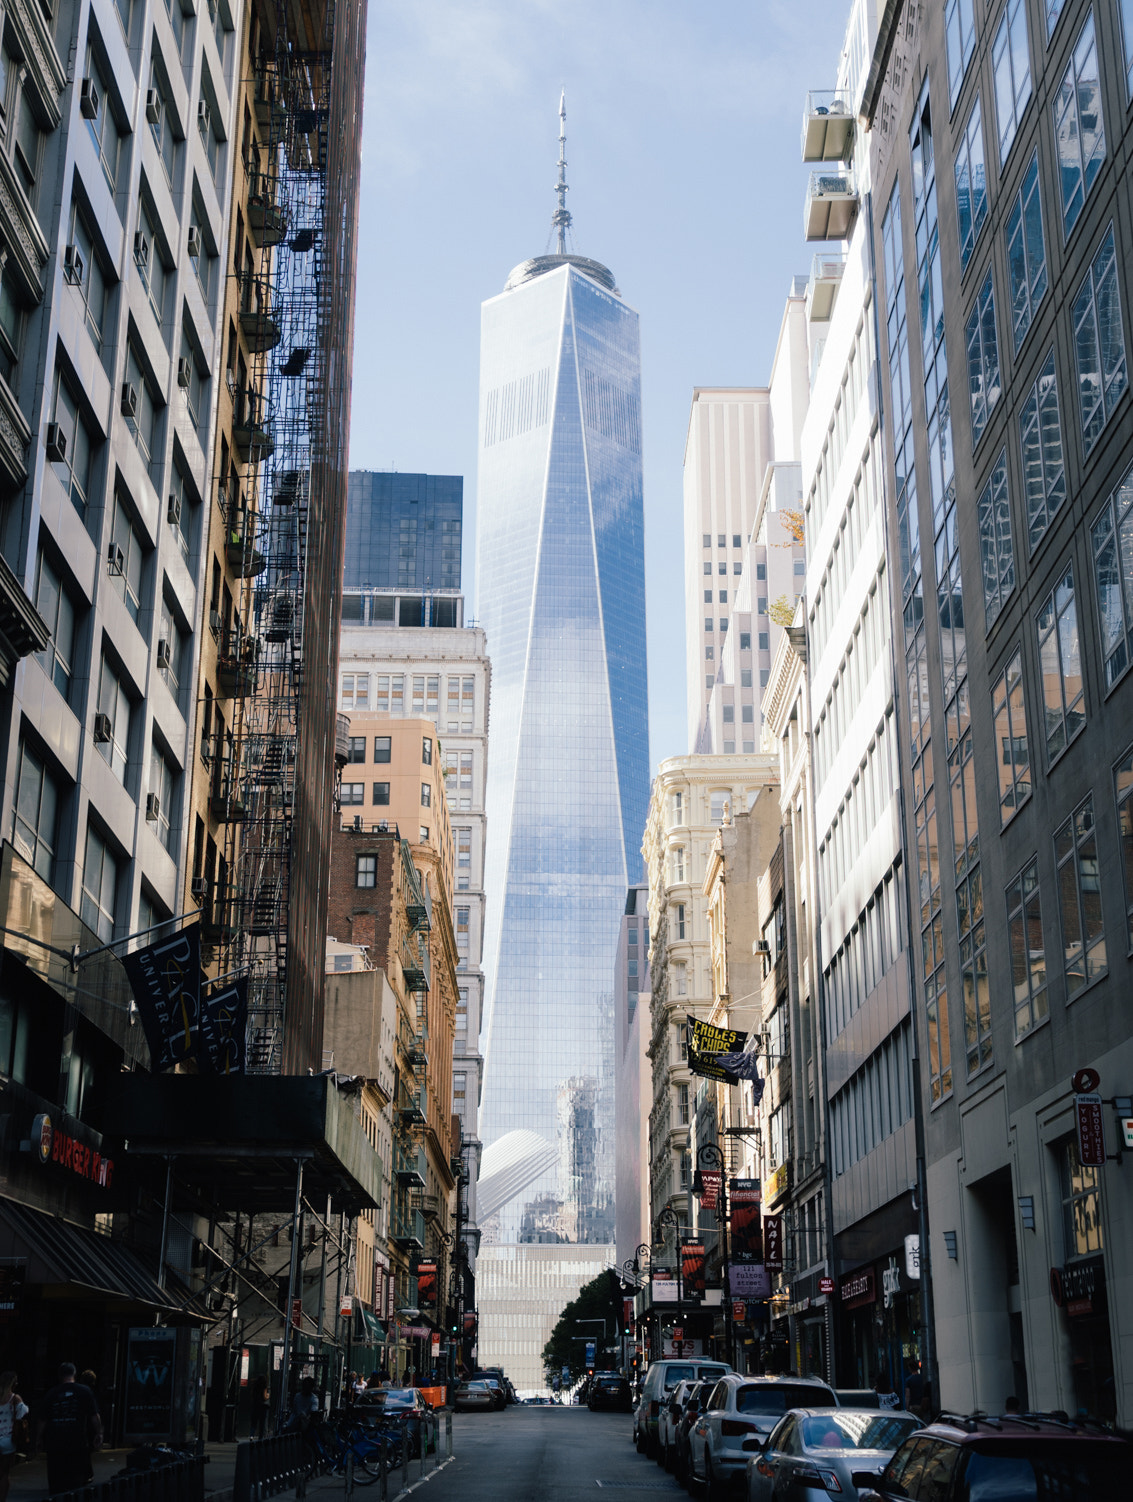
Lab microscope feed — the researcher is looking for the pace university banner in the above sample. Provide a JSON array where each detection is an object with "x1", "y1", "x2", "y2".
[
  {"x1": 199, "y1": 975, "x2": 248, "y2": 1074},
  {"x1": 122, "y1": 926, "x2": 201, "y2": 1072}
]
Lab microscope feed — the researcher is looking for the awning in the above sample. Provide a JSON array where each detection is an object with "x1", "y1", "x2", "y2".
[
  {"x1": 0, "y1": 1197, "x2": 193, "y2": 1316},
  {"x1": 355, "y1": 1304, "x2": 385, "y2": 1345}
]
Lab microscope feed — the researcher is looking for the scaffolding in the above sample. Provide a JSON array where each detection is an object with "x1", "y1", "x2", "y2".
[{"x1": 206, "y1": 0, "x2": 363, "y2": 1073}]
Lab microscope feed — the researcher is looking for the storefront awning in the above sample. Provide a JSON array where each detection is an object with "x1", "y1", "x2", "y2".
[
  {"x1": 0, "y1": 1198, "x2": 192, "y2": 1316},
  {"x1": 356, "y1": 1304, "x2": 385, "y2": 1344}
]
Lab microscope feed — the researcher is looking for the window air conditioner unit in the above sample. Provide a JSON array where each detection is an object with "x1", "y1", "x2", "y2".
[
  {"x1": 80, "y1": 77, "x2": 100, "y2": 119},
  {"x1": 63, "y1": 244, "x2": 85, "y2": 285},
  {"x1": 107, "y1": 543, "x2": 124, "y2": 576},
  {"x1": 145, "y1": 793, "x2": 161, "y2": 822},
  {"x1": 45, "y1": 423, "x2": 67, "y2": 463},
  {"x1": 167, "y1": 493, "x2": 182, "y2": 526},
  {"x1": 187, "y1": 226, "x2": 202, "y2": 258},
  {"x1": 156, "y1": 639, "x2": 172, "y2": 669},
  {"x1": 120, "y1": 382, "x2": 138, "y2": 419},
  {"x1": 197, "y1": 100, "x2": 211, "y2": 135},
  {"x1": 190, "y1": 876, "x2": 209, "y2": 900},
  {"x1": 145, "y1": 89, "x2": 162, "y2": 126},
  {"x1": 177, "y1": 356, "x2": 193, "y2": 388},
  {"x1": 133, "y1": 233, "x2": 150, "y2": 270},
  {"x1": 93, "y1": 712, "x2": 113, "y2": 743}
]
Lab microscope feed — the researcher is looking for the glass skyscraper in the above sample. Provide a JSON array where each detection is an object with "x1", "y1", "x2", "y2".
[
  {"x1": 476, "y1": 237, "x2": 650, "y2": 1268},
  {"x1": 344, "y1": 471, "x2": 463, "y2": 592}
]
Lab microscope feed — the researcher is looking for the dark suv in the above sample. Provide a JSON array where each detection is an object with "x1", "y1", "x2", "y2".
[{"x1": 856, "y1": 1414, "x2": 1132, "y2": 1501}]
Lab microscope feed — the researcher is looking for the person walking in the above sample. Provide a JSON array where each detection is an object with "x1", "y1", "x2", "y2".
[
  {"x1": 0, "y1": 1372, "x2": 29, "y2": 1502},
  {"x1": 34, "y1": 1363, "x2": 101, "y2": 1496},
  {"x1": 873, "y1": 1371, "x2": 900, "y2": 1410},
  {"x1": 249, "y1": 1375, "x2": 270, "y2": 1440}
]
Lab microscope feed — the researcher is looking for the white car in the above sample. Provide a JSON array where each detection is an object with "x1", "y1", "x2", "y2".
[
  {"x1": 657, "y1": 1379, "x2": 698, "y2": 1471},
  {"x1": 689, "y1": 1375, "x2": 839, "y2": 1498}
]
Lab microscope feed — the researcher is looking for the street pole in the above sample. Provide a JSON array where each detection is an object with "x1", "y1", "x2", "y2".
[{"x1": 696, "y1": 1143, "x2": 732, "y2": 1368}]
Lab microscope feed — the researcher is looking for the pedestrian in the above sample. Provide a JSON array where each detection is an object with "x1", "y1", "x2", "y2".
[
  {"x1": 282, "y1": 1377, "x2": 320, "y2": 1454},
  {"x1": 34, "y1": 1363, "x2": 101, "y2": 1496},
  {"x1": 903, "y1": 1361, "x2": 925, "y2": 1414},
  {"x1": 0, "y1": 1372, "x2": 29, "y2": 1502},
  {"x1": 249, "y1": 1374, "x2": 270, "y2": 1440},
  {"x1": 1004, "y1": 1394, "x2": 1021, "y2": 1414},
  {"x1": 873, "y1": 1371, "x2": 900, "y2": 1410}
]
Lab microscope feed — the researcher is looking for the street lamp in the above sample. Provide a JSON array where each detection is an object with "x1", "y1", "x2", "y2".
[{"x1": 696, "y1": 1142, "x2": 733, "y2": 1369}]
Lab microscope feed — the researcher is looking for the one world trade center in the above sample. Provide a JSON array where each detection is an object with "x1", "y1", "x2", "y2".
[{"x1": 475, "y1": 100, "x2": 649, "y2": 1384}]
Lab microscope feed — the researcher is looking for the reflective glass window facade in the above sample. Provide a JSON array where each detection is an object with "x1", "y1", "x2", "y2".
[{"x1": 344, "y1": 471, "x2": 463, "y2": 591}]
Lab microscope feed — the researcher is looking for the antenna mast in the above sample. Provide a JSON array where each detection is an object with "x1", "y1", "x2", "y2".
[{"x1": 552, "y1": 91, "x2": 571, "y2": 254}]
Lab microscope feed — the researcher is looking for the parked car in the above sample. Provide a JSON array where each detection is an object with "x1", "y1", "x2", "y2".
[
  {"x1": 477, "y1": 1377, "x2": 507, "y2": 1411},
  {"x1": 746, "y1": 1408, "x2": 921, "y2": 1501},
  {"x1": 855, "y1": 1414, "x2": 1133, "y2": 1502},
  {"x1": 358, "y1": 1387, "x2": 432, "y2": 1457},
  {"x1": 670, "y1": 1381, "x2": 709, "y2": 1482},
  {"x1": 689, "y1": 1375, "x2": 838, "y2": 1498},
  {"x1": 657, "y1": 1379, "x2": 698, "y2": 1472},
  {"x1": 453, "y1": 1380, "x2": 496, "y2": 1413},
  {"x1": 633, "y1": 1358, "x2": 732, "y2": 1457},
  {"x1": 589, "y1": 1372, "x2": 633, "y2": 1412}
]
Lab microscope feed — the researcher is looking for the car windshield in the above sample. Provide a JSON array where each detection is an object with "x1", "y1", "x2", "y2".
[
  {"x1": 697, "y1": 1366, "x2": 728, "y2": 1380},
  {"x1": 961, "y1": 1441, "x2": 1127, "y2": 1500},
  {"x1": 800, "y1": 1413, "x2": 919, "y2": 1451},
  {"x1": 737, "y1": 1384, "x2": 836, "y2": 1417},
  {"x1": 382, "y1": 1389, "x2": 418, "y2": 1405},
  {"x1": 664, "y1": 1365, "x2": 696, "y2": 1386}
]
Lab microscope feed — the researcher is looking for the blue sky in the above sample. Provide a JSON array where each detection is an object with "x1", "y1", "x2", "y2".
[{"x1": 349, "y1": 0, "x2": 851, "y2": 771}]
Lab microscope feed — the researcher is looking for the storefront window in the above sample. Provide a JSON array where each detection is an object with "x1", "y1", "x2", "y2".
[{"x1": 1060, "y1": 1136, "x2": 1102, "y2": 1258}]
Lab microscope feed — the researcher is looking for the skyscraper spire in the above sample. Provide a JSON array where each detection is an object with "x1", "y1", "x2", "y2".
[{"x1": 552, "y1": 90, "x2": 571, "y2": 254}]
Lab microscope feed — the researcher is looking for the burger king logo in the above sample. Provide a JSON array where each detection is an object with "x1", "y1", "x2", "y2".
[{"x1": 31, "y1": 1113, "x2": 52, "y2": 1165}]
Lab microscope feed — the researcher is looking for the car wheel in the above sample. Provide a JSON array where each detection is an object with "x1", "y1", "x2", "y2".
[
  {"x1": 663, "y1": 1440, "x2": 674, "y2": 1472},
  {"x1": 635, "y1": 1425, "x2": 646, "y2": 1454}
]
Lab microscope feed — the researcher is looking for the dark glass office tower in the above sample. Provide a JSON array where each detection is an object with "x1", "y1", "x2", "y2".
[{"x1": 344, "y1": 472, "x2": 463, "y2": 591}]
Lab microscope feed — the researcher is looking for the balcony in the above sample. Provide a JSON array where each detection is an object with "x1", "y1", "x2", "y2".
[
  {"x1": 411, "y1": 1192, "x2": 440, "y2": 1222},
  {"x1": 391, "y1": 1209, "x2": 426, "y2": 1251},
  {"x1": 246, "y1": 166, "x2": 288, "y2": 246},
  {"x1": 209, "y1": 757, "x2": 248, "y2": 823},
  {"x1": 232, "y1": 390, "x2": 274, "y2": 465},
  {"x1": 216, "y1": 630, "x2": 260, "y2": 698},
  {"x1": 806, "y1": 252, "x2": 848, "y2": 323},
  {"x1": 401, "y1": 932, "x2": 430, "y2": 994},
  {"x1": 804, "y1": 171, "x2": 858, "y2": 242},
  {"x1": 225, "y1": 509, "x2": 266, "y2": 579},
  {"x1": 407, "y1": 1034, "x2": 429, "y2": 1069},
  {"x1": 395, "y1": 1145, "x2": 427, "y2": 1189},
  {"x1": 239, "y1": 274, "x2": 283, "y2": 354},
  {"x1": 801, "y1": 90, "x2": 855, "y2": 162},
  {"x1": 399, "y1": 1090, "x2": 426, "y2": 1128}
]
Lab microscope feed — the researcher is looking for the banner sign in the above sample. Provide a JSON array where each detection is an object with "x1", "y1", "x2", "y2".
[
  {"x1": 415, "y1": 1260, "x2": 438, "y2": 1309},
  {"x1": 199, "y1": 976, "x2": 248, "y2": 1074},
  {"x1": 730, "y1": 1179, "x2": 763, "y2": 1263},
  {"x1": 686, "y1": 1016, "x2": 749, "y2": 1084},
  {"x1": 729, "y1": 1263, "x2": 771, "y2": 1299},
  {"x1": 651, "y1": 1270, "x2": 679, "y2": 1303},
  {"x1": 763, "y1": 1214, "x2": 784, "y2": 1272},
  {"x1": 840, "y1": 1267, "x2": 875, "y2": 1309},
  {"x1": 1075, "y1": 1093, "x2": 1106, "y2": 1167},
  {"x1": 122, "y1": 926, "x2": 201, "y2": 1072},
  {"x1": 680, "y1": 1242, "x2": 706, "y2": 1303},
  {"x1": 697, "y1": 1170, "x2": 721, "y2": 1209}
]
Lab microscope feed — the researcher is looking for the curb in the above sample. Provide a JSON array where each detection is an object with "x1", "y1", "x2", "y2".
[{"x1": 390, "y1": 1453, "x2": 456, "y2": 1500}]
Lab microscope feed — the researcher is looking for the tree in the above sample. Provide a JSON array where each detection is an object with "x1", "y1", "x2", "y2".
[
  {"x1": 541, "y1": 1269, "x2": 624, "y2": 1384},
  {"x1": 768, "y1": 595, "x2": 795, "y2": 627}
]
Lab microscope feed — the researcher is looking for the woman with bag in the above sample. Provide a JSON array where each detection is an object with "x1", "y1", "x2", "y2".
[{"x1": 0, "y1": 1371, "x2": 29, "y2": 1502}]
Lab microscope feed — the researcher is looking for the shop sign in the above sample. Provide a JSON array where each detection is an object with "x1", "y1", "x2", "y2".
[
  {"x1": 399, "y1": 1324, "x2": 431, "y2": 1339},
  {"x1": 340, "y1": 1294, "x2": 354, "y2": 1320},
  {"x1": 730, "y1": 1179, "x2": 763, "y2": 1263},
  {"x1": 882, "y1": 1256, "x2": 902, "y2": 1310},
  {"x1": 415, "y1": 1259, "x2": 438, "y2": 1309},
  {"x1": 818, "y1": 1277, "x2": 834, "y2": 1295},
  {"x1": 698, "y1": 1170, "x2": 721, "y2": 1209},
  {"x1": 663, "y1": 1338, "x2": 701, "y2": 1357},
  {"x1": 29, "y1": 1113, "x2": 115, "y2": 1189},
  {"x1": 1123, "y1": 1118, "x2": 1133, "y2": 1150},
  {"x1": 763, "y1": 1214, "x2": 784, "y2": 1271},
  {"x1": 763, "y1": 1162, "x2": 790, "y2": 1207},
  {"x1": 840, "y1": 1268, "x2": 876, "y2": 1309},
  {"x1": 651, "y1": 1270, "x2": 679, "y2": 1303},
  {"x1": 732, "y1": 1301, "x2": 745, "y2": 1322},
  {"x1": 1075, "y1": 1093, "x2": 1106, "y2": 1167},
  {"x1": 729, "y1": 1264, "x2": 771, "y2": 1298},
  {"x1": 904, "y1": 1234, "x2": 921, "y2": 1280},
  {"x1": 1049, "y1": 1256, "x2": 1104, "y2": 1316},
  {"x1": 0, "y1": 1262, "x2": 25, "y2": 1319}
]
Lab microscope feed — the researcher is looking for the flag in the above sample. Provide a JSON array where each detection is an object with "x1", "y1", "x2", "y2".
[
  {"x1": 122, "y1": 926, "x2": 201, "y2": 1072},
  {"x1": 686, "y1": 1015, "x2": 749, "y2": 1084},
  {"x1": 199, "y1": 975, "x2": 248, "y2": 1074},
  {"x1": 714, "y1": 1051, "x2": 763, "y2": 1081}
]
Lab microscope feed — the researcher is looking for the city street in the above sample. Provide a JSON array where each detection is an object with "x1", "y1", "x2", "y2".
[{"x1": 420, "y1": 1408, "x2": 682, "y2": 1502}]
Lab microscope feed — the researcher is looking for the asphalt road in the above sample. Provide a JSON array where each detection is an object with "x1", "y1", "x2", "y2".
[{"x1": 417, "y1": 1406, "x2": 687, "y2": 1502}]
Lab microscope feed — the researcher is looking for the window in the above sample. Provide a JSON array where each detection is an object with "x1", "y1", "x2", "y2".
[
  {"x1": 705, "y1": 618, "x2": 714, "y2": 633},
  {"x1": 732, "y1": 534, "x2": 740, "y2": 547},
  {"x1": 1091, "y1": 463, "x2": 1133, "y2": 689},
  {"x1": 81, "y1": 824, "x2": 118, "y2": 941},
  {"x1": 977, "y1": 450, "x2": 1014, "y2": 628},
  {"x1": 340, "y1": 783, "x2": 364, "y2": 806},
  {"x1": 720, "y1": 618, "x2": 728, "y2": 633},
  {"x1": 179, "y1": 326, "x2": 206, "y2": 429},
  {"x1": 356, "y1": 855, "x2": 376, "y2": 888},
  {"x1": 411, "y1": 676, "x2": 425, "y2": 713},
  {"x1": 733, "y1": 562, "x2": 742, "y2": 575},
  {"x1": 703, "y1": 590, "x2": 712, "y2": 604},
  {"x1": 992, "y1": 0, "x2": 1032, "y2": 166},
  {"x1": 347, "y1": 736, "x2": 365, "y2": 763},
  {"x1": 718, "y1": 534, "x2": 725, "y2": 547},
  {"x1": 124, "y1": 344, "x2": 162, "y2": 470},
  {"x1": 992, "y1": 649, "x2": 1030, "y2": 824},
  {"x1": 672, "y1": 960, "x2": 687, "y2": 996},
  {"x1": 1055, "y1": 794, "x2": 1105, "y2": 995},
  {"x1": 372, "y1": 782, "x2": 390, "y2": 805},
  {"x1": 1037, "y1": 565, "x2": 1085, "y2": 764},
  {"x1": 13, "y1": 741, "x2": 58, "y2": 880},
  {"x1": 740, "y1": 670, "x2": 752, "y2": 687},
  {"x1": 374, "y1": 734, "x2": 391, "y2": 763},
  {"x1": 453, "y1": 1073, "x2": 466, "y2": 1112},
  {"x1": 49, "y1": 372, "x2": 94, "y2": 519},
  {"x1": 674, "y1": 903, "x2": 686, "y2": 941},
  {"x1": 456, "y1": 906, "x2": 469, "y2": 968},
  {"x1": 1054, "y1": 15, "x2": 1104, "y2": 240},
  {"x1": 148, "y1": 64, "x2": 179, "y2": 189},
  {"x1": 1006, "y1": 150, "x2": 1046, "y2": 349},
  {"x1": 188, "y1": 200, "x2": 214, "y2": 302},
  {"x1": 67, "y1": 198, "x2": 110, "y2": 354},
  {"x1": 710, "y1": 790, "x2": 729, "y2": 823},
  {"x1": 109, "y1": 491, "x2": 146, "y2": 625},
  {"x1": 148, "y1": 742, "x2": 175, "y2": 853},
  {"x1": 758, "y1": 632, "x2": 769, "y2": 650},
  {"x1": 954, "y1": 97, "x2": 987, "y2": 270},
  {"x1": 742, "y1": 705, "x2": 753, "y2": 723},
  {"x1": 1060, "y1": 1135, "x2": 1102, "y2": 1258},
  {"x1": 718, "y1": 562, "x2": 726, "y2": 575},
  {"x1": 168, "y1": 462, "x2": 195, "y2": 565},
  {"x1": 718, "y1": 590, "x2": 727, "y2": 604},
  {"x1": 340, "y1": 674, "x2": 369, "y2": 710},
  {"x1": 1019, "y1": 351, "x2": 1065, "y2": 551},
  {"x1": 420, "y1": 782, "x2": 431, "y2": 808},
  {"x1": 84, "y1": 46, "x2": 122, "y2": 190},
  {"x1": 671, "y1": 847, "x2": 686, "y2": 883},
  {"x1": 422, "y1": 736, "x2": 432, "y2": 765},
  {"x1": 137, "y1": 200, "x2": 172, "y2": 332},
  {"x1": 677, "y1": 1083, "x2": 689, "y2": 1125},
  {"x1": 1073, "y1": 226, "x2": 1127, "y2": 455},
  {"x1": 96, "y1": 655, "x2": 131, "y2": 785},
  {"x1": 419, "y1": 826, "x2": 429, "y2": 842},
  {"x1": 672, "y1": 790, "x2": 684, "y2": 826},
  {"x1": 1122, "y1": 0, "x2": 1133, "y2": 100},
  {"x1": 461, "y1": 676, "x2": 474, "y2": 730},
  {"x1": 198, "y1": 75, "x2": 225, "y2": 181},
  {"x1": 702, "y1": 533, "x2": 710, "y2": 547},
  {"x1": 1007, "y1": 860, "x2": 1047, "y2": 1038},
  {"x1": 740, "y1": 632, "x2": 751, "y2": 651},
  {"x1": 945, "y1": 0, "x2": 976, "y2": 105},
  {"x1": 157, "y1": 594, "x2": 184, "y2": 694},
  {"x1": 1046, "y1": 0, "x2": 1066, "y2": 36},
  {"x1": 756, "y1": 563, "x2": 766, "y2": 580},
  {"x1": 966, "y1": 270, "x2": 1001, "y2": 445},
  {"x1": 703, "y1": 562, "x2": 711, "y2": 576},
  {"x1": 705, "y1": 646, "x2": 714, "y2": 660},
  {"x1": 33, "y1": 549, "x2": 76, "y2": 700},
  {"x1": 456, "y1": 987, "x2": 468, "y2": 1033},
  {"x1": 1114, "y1": 747, "x2": 1133, "y2": 949}
]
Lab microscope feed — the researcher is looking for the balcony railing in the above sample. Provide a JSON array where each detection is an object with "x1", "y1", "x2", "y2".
[
  {"x1": 801, "y1": 89, "x2": 855, "y2": 162},
  {"x1": 804, "y1": 171, "x2": 859, "y2": 242}
]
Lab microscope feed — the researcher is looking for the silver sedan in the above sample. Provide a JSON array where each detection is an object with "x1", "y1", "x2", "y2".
[{"x1": 746, "y1": 1408, "x2": 922, "y2": 1501}]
